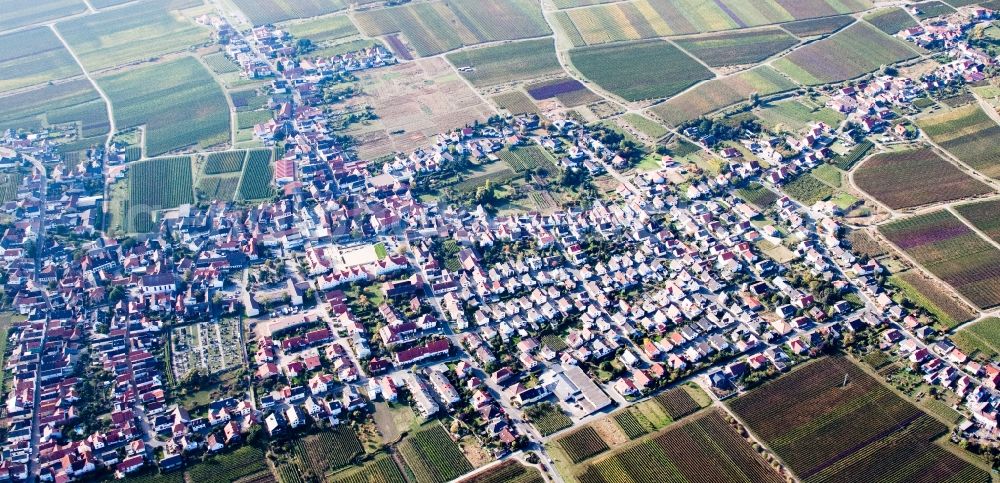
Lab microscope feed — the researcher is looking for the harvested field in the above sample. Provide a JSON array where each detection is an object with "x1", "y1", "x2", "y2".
[
  {"x1": 569, "y1": 40, "x2": 713, "y2": 102},
  {"x1": 854, "y1": 147, "x2": 993, "y2": 209},
  {"x1": 917, "y1": 104, "x2": 1000, "y2": 179},
  {"x1": 780, "y1": 15, "x2": 855, "y2": 36},
  {"x1": 578, "y1": 410, "x2": 783, "y2": 483},
  {"x1": 892, "y1": 270, "x2": 977, "y2": 329},
  {"x1": 652, "y1": 66, "x2": 797, "y2": 125},
  {"x1": 525, "y1": 78, "x2": 602, "y2": 107},
  {"x1": 0, "y1": 28, "x2": 81, "y2": 94},
  {"x1": 865, "y1": 7, "x2": 919, "y2": 34},
  {"x1": 773, "y1": 22, "x2": 918, "y2": 85},
  {"x1": 674, "y1": 27, "x2": 799, "y2": 67},
  {"x1": 99, "y1": 57, "x2": 229, "y2": 156},
  {"x1": 953, "y1": 317, "x2": 1000, "y2": 360},
  {"x1": 956, "y1": 198, "x2": 1000, "y2": 243},
  {"x1": 729, "y1": 357, "x2": 987, "y2": 483},
  {"x1": 56, "y1": 0, "x2": 207, "y2": 71},
  {"x1": 398, "y1": 424, "x2": 474, "y2": 483},
  {"x1": 881, "y1": 210, "x2": 1000, "y2": 309},
  {"x1": 446, "y1": 38, "x2": 562, "y2": 87}
]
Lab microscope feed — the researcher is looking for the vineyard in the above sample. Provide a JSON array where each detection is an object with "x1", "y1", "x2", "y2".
[
  {"x1": 654, "y1": 387, "x2": 702, "y2": 420},
  {"x1": 783, "y1": 174, "x2": 834, "y2": 205},
  {"x1": 0, "y1": 173, "x2": 21, "y2": 204},
  {"x1": 525, "y1": 78, "x2": 602, "y2": 107},
  {"x1": 774, "y1": 22, "x2": 918, "y2": 85},
  {"x1": 499, "y1": 146, "x2": 559, "y2": 174},
  {"x1": 880, "y1": 210, "x2": 1000, "y2": 308},
  {"x1": 525, "y1": 402, "x2": 572, "y2": 436},
  {"x1": 275, "y1": 462, "x2": 303, "y2": 483},
  {"x1": 864, "y1": 7, "x2": 918, "y2": 34},
  {"x1": 556, "y1": 426, "x2": 609, "y2": 463},
  {"x1": 916, "y1": 104, "x2": 1000, "y2": 179},
  {"x1": 956, "y1": 198, "x2": 1000, "y2": 244},
  {"x1": 674, "y1": 27, "x2": 799, "y2": 67},
  {"x1": 237, "y1": 149, "x2": 276, "y2": 200},
  {"x1": 127, "y1": 156, "x2": 193, "y2": 233},
  {"x1": 186, "y1": 445, "x2": 268, "y2": 483},
  {"x1": 205, "y1": 151, "x2": 246, "y2": 175},
  {"x1": 446, "y1": 38, "x2": 562, "y2": 87},
  {"x1": 0, "y1": 27, "x2": 81, "y2": 94},
  {"x1": 652, "y1": 66, "x2": 796, "y2": 125},
  {"x1": 329, "y1": 454, "x2": 406, "y2": 483},
  {"x1": 953, "y1": 317, "x2": 1000, "y2": 360},
  {"x1": 729, "y1": 357, "x2": 986, "y2": 481},
  {"x1": 891, "y1": 270, "x2": 977, "y2": 330},
  {"x1": 398, "y1": 424, "x2": 473, "y2": 483},
  {"x1": 492, "y1": 91, "x2": 540, "y2": 115},
  {"x1": 613, "y1": 410, "x2": 649, "y2": 440},
  {"x1": 854, "y1": 147, "x2": 992, "y2": 209},
  {"x1": 831, "y1": 140, "x2": 873, "y2": 170},
  {"x1": 197, "y1": 175, "x2": 241, "y2": 202},
  {"x1": 0, "y1": 79, "x2": 109, "y2": 137},
  {"x1": 736, "y1": 182, "x2": 778, "y2": 210},
  {"x1": 293, "y1": 427, "x2": 363, "y2": 476},
  {"x1": 782, "y1": 15, "x2": 855, "y2": 37},
  {"x1": 569, "y1": 40, "x2": 713, "y2": 102},
  {"x1": 456, "y1": 460, "x2": 542, "y2": 483},
  {"x1": 203, "y1": 52, "x2": 240, "y2": 75},
  {"x1": 578, "y1": 410, "x2": 783, "y2": 483}
]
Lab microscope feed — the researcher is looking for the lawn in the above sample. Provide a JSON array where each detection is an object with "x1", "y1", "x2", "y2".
[
  {"x1": 447, "y1": 38, "x2": 562, "y2": 87},
  {"x1": 56, "y1": 0, "x2": 208, "y2": 71},
  {"x1": 98, "y1": 57, "x2": 230, "y2": 156},
  {"x1": 569, "y1": 40, "x2": 713, "y2": 102},
  {"x1": 0, "y1": 27, "x2": 81, "y2": 94},
  {"x1": 774, "y1": 22, "x2": 919, "y2": 85}
]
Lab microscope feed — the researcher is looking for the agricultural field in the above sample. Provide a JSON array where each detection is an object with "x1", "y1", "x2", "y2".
[
  {"x1": 556, "y1": 426, "x2": 609, "y2": 463},
  {"x1": 202, "y1": 52, "x2": 241, "y2": 75},
  {"x1": 621, "y1": 113, "x2": 668, "y2": 140},
  {"x1": 456, "y1": 460, "x2": 542, "y2": 483},
  {"x1": 126, "y1": 156, "x2": 193, "y2": 233},
  {"x1": 98, "y1": 57, "x2": 230, "y2": 156},
  {"x1": 196, "y1": 175, "x2": 241, "y2": 202},
  {"x1": 293, "y1": 427, "x2": 363, "y2": 476},
  {"x1": 56, "y1": 0, "x2": 208, "y2": 71},
  {"x1": 525, "y1": 78, "x2": 602, "y2": 108},
  {"x1": 0, "y1": 79, "x2": 109, "y2": 138},
  {"x1": 783, "y1": 174, "x2": 835, "y2": 205},
  {"x1": 729, "y1": 357, "x2": 987, "y2": 483},
  {"x1": 492, "y1": 91, "x2": 541, "y2": 115},
  {"x1": 780, "y1": 15, "x2": 855, "y2": 37},
  {"x1": 674, "y1": 27, "x2": 799, "y2": 67},
  {"x1": 186, "y1": 446, "x2": 268, "y2": 483},
  {"x1": 892, "y1": 270, "x2": 977, "y2": 330},
  {"x1": 498, "y1": 145, "x2": 559, "y2": 174},
  {"x1": 0, "y1": 173, "x2": 21, "y2": 204},
  {"x1": 525, "y1": 403, "x2": 572, "y2": 436},
  {"x1": 831, "y1": 140, "x2": 874, "y2": 170},
  {"x1": 917, "y1": 104, "x2": 1000, "y2": 179},
  {"x1": 569, "y1": 40, "x2": 713, "y2": 102},
  {"x1": 237, "y1": 149, "x2": 275, "y2": 201},
  {"x1": 737, "y1": 182, "x2": 780, "y2": 210},
  {"x1": 238, "y1": 110, "x2": 273, "y2": 130},
  {"x1": 447, "y1": 39, "x2": 562, "y2": 88},
  {"x1": 354, "y1": 0, "x2": 549, "y2": 57},
  {"x1": 853, "y1": 147, "x2": 993, "y2": 210},
  {"x1": 577, "y1": 410, "x2": 783, "y2": 483},
  {"x1": 956, "y1": 198, "x2": 1000, "y2": 243},
  {"x1": 229, "y1": 0, "x2": 378, "y2": 24},
  {"x1": 397, "y1": 424, "x2": 474, "y2": 483},
  {"x1": 204, "y1": 151, "x2": 246, "y2": 175},
  {"x1": 864, "y1": 7, "x2": 919, "y2": 35},
  {"x1": 880, "y1": 210, "x2": 1000, "y2": 308},
  {"x1": 612, "y1": 399, "x2": 673, "y2": 440},
  {"x1": 773, "y1": 22, "x2": 919, "y2": 85},
  {"x1": 0, "y1": 28, "x2": 82, "y2": 94},
  {"x1": 652, "y1": 66, "x2": 797, "y2": 125},
  {"x1": 344, "y1": 58, "x2": 493, "y2": 159},
  {"x1": 755, "y1": 98, "x2": 845, "y2": 132},
  {"x1": 280, "y1": 14, "x2": 359, "y2": 43},
  {"x1": 0, "y1": 0, "x2": 85, "y2": 32},
  {"x1": 810, "y1": 164, "x2": 842, "y2": 188},
  {"x1": 329, "y1": 454, "x2": 406, "y2": 483},
  {"x1": 913, "y1": 0, "x2": 957, "y2": 19},
  {"x1": 953, "y1": 317, "x2": 1000, "y2": 360},
  {"x1": 654, "y1": 386, "x2": 705, "y2": 419}
]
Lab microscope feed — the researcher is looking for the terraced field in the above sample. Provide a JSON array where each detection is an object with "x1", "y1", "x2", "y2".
[
  {"x1": 98, "y1": 57, "x2": 230, "y2": 156},
  {"x1": 917, "y1": 104, "x2": 1000, "y2": 179},
  {"x1": 881, "y1": 210, "x2": 1000, "y2": 309},
  {"x1": 652, "y1": 66, "x2": 797, "y2": 125},
  {"x1": 0, "y1": 28, "x2": 81, "y2": 94},
  {"x1": 56, "y1": 0, "x2": 207, "y2": 71},
  {"x1": 447, "y1": 39, "x2": 562, "y2": 87},
  {"x1": 569, "y1": 40, "x2": 713, "y2": 101},
  {"x1": 854, "y1": 147, "x2": 993, "y2": 209},
  {"x1": 774, "y1": 22, "x2": 919, "y2": 85}
]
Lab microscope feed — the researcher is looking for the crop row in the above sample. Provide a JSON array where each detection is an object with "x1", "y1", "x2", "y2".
[
  {"x1": 557, "y1": 426, "x2": 609, "y2": 463},
  {"x1": 654, "y1": 387, "x2": 702, "y2": 420},
  {"x1": 854, "y1": 147, "x2": 992, "y2": 210},
  {"x1": 205, "y1": 150, "x2": 246, "y2": 175},
  {"x1": 186, "y1": 446, "x2": 268, "y2": 483},
  {"x1": 237, "y1": 149, "x2": 276, "y2": 200},
  {"x1": 293, "y1": 427, "x2": 363, "y2": 475},
  {"x1": 398, "y1": 424, "x2": 473, "y2": 483},
  {"x1": 499, "y1": 146, "x2": 559, "y2": 174}
]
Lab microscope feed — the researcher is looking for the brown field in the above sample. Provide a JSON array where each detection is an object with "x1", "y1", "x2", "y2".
[
  {"x1": 344, "y1": 58, "x2": 493, "y2": 159},
  {"x1": 853, "y1": 147, "x2": 993, "y2": 209}
]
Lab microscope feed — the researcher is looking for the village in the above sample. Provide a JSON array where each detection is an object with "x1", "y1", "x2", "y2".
[{"x1": 1, "y1": 2, "x2": 1000, "y2": 483}]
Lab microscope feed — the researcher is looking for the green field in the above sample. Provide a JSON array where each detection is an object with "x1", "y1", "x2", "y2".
[
  {"x1": 202, "y1": 52, "x2": 240, "y2": 75},
  {"x1": 231, "y1": 0, "x2": 377, "y2": 24},
  {"x1": 126, "y1": 156, "x2": 193, "y2": 232},
  {"x1": 756, "y1": 98, "x2": 845, "y2": 131},
  {"x1": 865, "y1": 7, "x2": 919, "y2": 34},
  {"x1": 783, "y1": 174, "x2": 834, "y2": 205},
  {"x1": 652, "y1": 65, "x2": 798, "y2": 125},
  {"x1": 774, "y1": 22, "x2": 919, "y2": 85},
  {"x1": 281, "y1": 13, "x2": 359, "y2": 43},
  {"x1": 0, "y1": 79, "x2": 109, "y2": 137},
  {"x1": 398, "y1": 424, "x2": 474, "y2": 483},
  {"x1": 0, "y1": 0, "x2": 86, "y2": 32},
  {"x1": 781, "y1": 15, "x2": 855, "y2": 36},
  {"x1": 917, "y1": 104, "x2": 1000, "y2": 179},
  {"x1": 99, "y1": 57, "x2": 230, "y2": 156},
  {"x1": 237, "y1": 149, "x2": 275, "y2": 200},
  {"x1": 622, "y1": 113, "x2": 668, "y2": 140},
  {"x1": 56, "y1": 0, "x2": 207, "y2": 71},
  {"x1": 810, "y1": 164, "x2": 842, "y2": 187},
  {"x1": 204, "y1": 151, "x2": 246, "y2": 175},
  {"x1": 355, "y1": 0, "x2": 550, "y2": 57},
  {"x1": 569, "y1": 40, "x2": 713, "y2": 102},
  {"x1": 953, "y1": 317, "x2": 1000, "y2": 360},
  {"x1": 674, "y1": 27, "x2": 799, "y2": 67},
  {"x1": 0, "y1": 27, "x2": 82, "y2": 94},
  {"x1": 447, "y1": 38, "x2": 562, "y2": 87}
]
